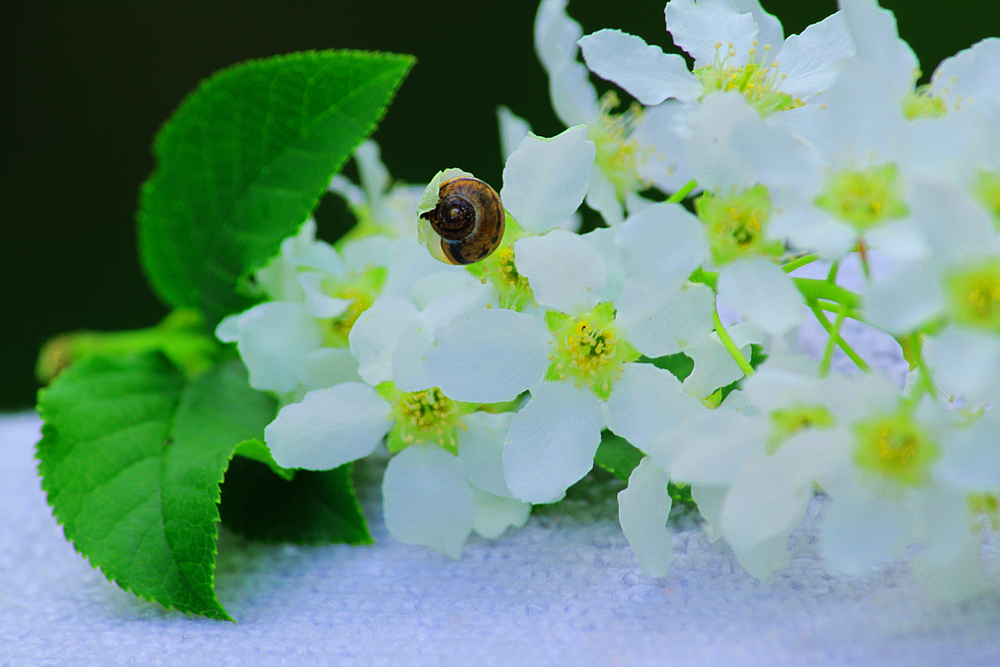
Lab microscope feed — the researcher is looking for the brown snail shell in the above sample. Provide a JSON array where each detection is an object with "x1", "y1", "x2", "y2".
[{"x1": 419, "y1": 177, "x2": 505, "y2": 265}]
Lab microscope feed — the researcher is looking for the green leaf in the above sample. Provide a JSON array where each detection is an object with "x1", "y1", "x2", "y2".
[
  {"x1": 138, "y1": 50, "x2": 415, "y2": 322},
  {"x1": 36, "y1": 354, "x2": 278, "y2": 620},
  {"x1": 642, "y1": 352, "x2": 694, "y2": 382},
  {"x1": 594, "y1": 430, "x2": 644, "y2": 482},
  {"x1": 219, "y1": 457, "x2": 372, "y2": 545},
  {"x1": 232, "y1": 438, "x2": 294, "y2": 481}
]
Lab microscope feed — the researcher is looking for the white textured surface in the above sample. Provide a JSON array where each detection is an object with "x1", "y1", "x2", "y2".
[{"x1": 3, "y1": 411, "x2": 1000, "y2": 666}]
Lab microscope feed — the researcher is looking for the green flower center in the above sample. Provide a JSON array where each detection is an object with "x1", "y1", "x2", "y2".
[
  {"x1": 321, "y1": 266, "x2": 386, "y2": 347},
  {"x1": 466, "y1": 216, "x2": 534, "y2": 310},
  {"x1": 973, "y1": 170, "x2": 1000, "y2": 230},
  {"x1": 382, "y1": 385, "x2": 466, "y2": 454},
  {"x1": 588, "y1": 92, "x2": 651, "y2": 201},
  {"x1": 901, "y1": 86, "x2": 948, "y2": 120},
  {"x1": 767, "y1": 404, "x2": 836, "y2": 454},
  {"x1": 694, "y1": 41, "x2": 803, "y2": 116},
  {"x1": 695, "y1": 186, "x2": 779, "y2": 265},
  {"x1": 945, "y1": 259, "x2": 1000, "y2": 333},
  {"x1": 853, "y1": 413, "x2": 939, "y2": 488},
  {"x1": 815, "y1": 163, "x2": 909, "y2": 232},
  {"x1": 969, "y1": 493, "x2": 1000, "y2": 531},
  {"x1": 545, "y1": 303, "x2": 639, "y2": 400}
]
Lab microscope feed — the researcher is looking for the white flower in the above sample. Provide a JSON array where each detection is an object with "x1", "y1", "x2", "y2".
[
  {"x1": 328, "y1": 140, "x2": 424, "y2": 242},
  {"x1": 578, "y1": 0, "x2": 854, "y2": 121},
  {"x1": 535, "y1": 0, "x2": 693, "y2": 224},
  {"x1": 266, "y1": 382, "x2": 530, "y2": 558},
  {"x1": 663, "y1": 358, "x2": 899, "y2": 579},
  {"x1": 424, "y1": 227, "x2": 707, "y2": 503},
  {"x1": 863, "y1": 179, "x2": 1000, "y2": 405},
  {"x1": 811, "y1": 391, "x2": 996, "y2": 596},
  {"x1": 216, "y1": 220, "x2": 373, "y2": 398},
  {"x1": 260, "y1": 263, "x2": 530, "y2": 557}
]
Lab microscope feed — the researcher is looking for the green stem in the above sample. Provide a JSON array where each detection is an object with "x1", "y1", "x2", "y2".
[
  {"x1": 813, "y1": 299, "x2": 864, "y2": 323},
  {"x1": 667, "y1": 179, "x2": 699, "y2": 203},
  {"x1": 916, "y1": 354, "x2": 939, "y2": 401},
  {"x1": 857, "y1": 243, "x2": 873, "y2": 282},
  {"x1": 826, "y1": 259, "x2": 840, "y2": 283},
  {"x1": 818, "y1": 304, "x2": 848, "y2": 377},
  {"x1": 36, "y1": 309, "x2": 220, "y2": 382},
  {"x1": 782, "y1": 253, "x2": 819, "y2": 274},
  {"x1": 793, "y1": 277, "x2": 862, "y2": 309},
  {"x1": 807, "y1": 301, "x2": 871, "y2": 373},
  {"x1": 713, "y1": 308, "x2": 754, "y2": 378}
]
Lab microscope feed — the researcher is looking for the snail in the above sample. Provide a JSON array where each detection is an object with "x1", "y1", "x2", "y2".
[{"x1": 419, "y1": 176, "x2": 505, "y2": 265}]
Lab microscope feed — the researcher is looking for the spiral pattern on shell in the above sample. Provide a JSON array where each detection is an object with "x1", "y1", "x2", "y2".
[{"x1": 419, "y1": 177, "x2": 506, "y2": 265}]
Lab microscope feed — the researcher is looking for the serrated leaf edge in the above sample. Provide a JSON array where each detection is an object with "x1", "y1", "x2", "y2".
[
  {"x1": 35, "y1": 361, "x2": 242, "y2": 622},
  {"x1": 137, "y1": 49, "x2": 416, "y2": 317}
]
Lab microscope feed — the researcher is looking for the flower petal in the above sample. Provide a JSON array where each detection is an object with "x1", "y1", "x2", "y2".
[
  {"x1": 586, "y1": 166, "x2": 626, "y2": 226},
  {"x1": 863, "y1": 263, "x2": 944, "y2": 334},
  {"x1": 615, "y1": 281, "x2": 716, "y2": 357},
  {"x1": 606, "y1": 363, "x2": 702, "y2": 456},
  {"x1": 350, "y1": 295, "x2": 422, "y2": 386},
  {"x1": 498, "y1": 105, "x2": 532, "y2": 161},
  {"x1": 534, "y1": 0, "x2": 599, "y2": 126},
  {"x1": 840, "y1": 0, "x2": 918, "y2": 89},
  {"x1": 298, "y1": 272, "x2": 351, "y2": 319},
  {"x1": 924, "y1": 327, "x2": 1000, "y2": 404},
  {"x1": 264, "y1": 382, "x2": 391, "y2": 470},
  {"x1": 691, "y1": 483, "x2": 726, "y2": 542},
  {"x1": 719, "y1": 439, "x2": 827, "y2": 579},
  {"x1": 424, "y1": 309, "x2": 551, "y2": 403},
  {"x1": 930, "y1": 37, "x2": 1000, "y2": 108},
  {"x1": 296, "y1": 346, "x2": 362, "y2": 393},
  {"x1": 578, "y1": 29, "x2": 699, "y2": 105},
  {"x1": 503, "y1": 381, "x2": 604, "y2": 503},
  {"x1": 501, "y1": 126, "x2": 596, "y2": 234},
  {"x1": 717, "y1": 257, "x2": 804, "y2": 335},
  {"x1": 819, "y1": 488, "x2": 909, "y2": 575},
  {"x1": 775, "y1": 12, "x2": 854, "y2": 98},
  {"x1": 618, "y1": 457, "x2": 673, "y2": 578},
  {"x1": 382, "y1": 444, "x2": 476, "y2": 559},
  {"x1": 666, "y1": 0, "x2": 760, "y2": 68},
  {"x1": 682, "y1": 322, "x2": 761, "y2": 399},
  {"x1": 938, "y1": 411, "x2": 1000, "y2": 492},
  {"x1": 234, "y1": 302, "x2": 323, "y2": 393},
  {"x1": 391, "y1": 282, "x2": 492, "y2": 393},
  {"x1": 514, "y1": 230, "x2": 607, "y2": 313},
  {"x1": 458, "y1": 411, "x2": 516, "y2": 497},
  {"x1": 666, "y1": 407, "x2": 763, "y2": 484},
  {"x1": 472, "y1": 487, "x2": 531, "y2": 539},
  {"x1": 632, "y1": 101, "x2": 696, "y2": 194},
  {"x1": 615, "y1": 203, "x2": 707, "y2": 290},
  {"x1": 215, "y1": 314, "x2": 240, "y2": 343}
]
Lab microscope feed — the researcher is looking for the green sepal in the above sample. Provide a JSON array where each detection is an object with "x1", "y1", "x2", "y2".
[{"x1": 138, "y1": 50, "x2": 415, "y2": 324}]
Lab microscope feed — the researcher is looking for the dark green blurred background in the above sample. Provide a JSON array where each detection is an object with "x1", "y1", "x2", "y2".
[{"x1": 4, "y1": 0, "x2": 997, "y2": 409}]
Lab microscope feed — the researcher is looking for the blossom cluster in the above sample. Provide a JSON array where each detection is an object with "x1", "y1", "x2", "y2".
[{"x1": 219, "y1": 0, "x2": 1000, "y2": 598}]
